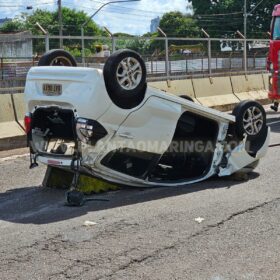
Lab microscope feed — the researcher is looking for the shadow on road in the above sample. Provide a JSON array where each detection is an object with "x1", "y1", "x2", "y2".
[{"x1": 0, "y1": 172, "x2": 259, "y2": 225}]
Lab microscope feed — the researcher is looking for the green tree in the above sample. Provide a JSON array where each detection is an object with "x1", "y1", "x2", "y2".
[
  {"x1": 0, "y1": 19, "x2": 25, "y2": 33},
  {"x1": 23, "y1": 7, "x2": 107, "y2": 55},
  {"x1": 24, "y1": 8, "x2": 103, "y2": 36},
  {"x1": 188, "y1": 0, "x2": 277, "y2": 38},
  {"x1": 159, "y1": 11, "x2": 200, "y2": 37},
  {"x1": 114, "y1": 32, "x2": 134, "y2": 37},
  {"x1": 149, "y1": 11, "x2": 200, "y2": 54},
  {"x1": 125, "y1": 38, "x2": 152, "y2": 55}
]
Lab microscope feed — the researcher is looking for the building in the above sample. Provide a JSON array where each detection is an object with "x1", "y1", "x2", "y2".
[
  {"x1": 0, "y1": 31, "x2": 33, "y2": 58},
  {"x1": 150, "y1": 17, "x2": 160, "y2": 33}
]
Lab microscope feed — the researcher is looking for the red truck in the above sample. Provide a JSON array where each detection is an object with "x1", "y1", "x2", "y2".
[{"x1": 268, "y1": 4, "x2": 280, "y2": 111}]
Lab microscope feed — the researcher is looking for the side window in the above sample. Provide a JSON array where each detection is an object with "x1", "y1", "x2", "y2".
[{"x1": 101, "y1": 149, "x2": 160, "y2": 178}]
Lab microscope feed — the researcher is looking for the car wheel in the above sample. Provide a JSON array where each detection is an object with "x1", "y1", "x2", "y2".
[
  {"x1": 103, "y1": 49, "x2": 147, "y2": 109},
  {"x1": 232, "y1": 100, "x2": 266, "y2": 140},
  {"x1": 179, "y1": 95, "x2": 194, "y2": 102},
  {"x1": 38, "y1": 49, "x2": 77, "y2": 66}
]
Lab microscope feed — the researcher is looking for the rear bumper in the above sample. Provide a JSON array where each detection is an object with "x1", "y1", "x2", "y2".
[{"x1": 37, "y1": 155, "x2": 73, "y2": 169}]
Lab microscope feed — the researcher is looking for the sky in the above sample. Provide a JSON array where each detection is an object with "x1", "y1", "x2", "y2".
[{"x1": 0, "y1": 0, "x2": 190, "y2": 35}]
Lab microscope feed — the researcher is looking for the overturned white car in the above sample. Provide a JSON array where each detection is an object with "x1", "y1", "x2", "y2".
[{"x1": 24, "y1": 49, "x2": 269, "y2": 202}]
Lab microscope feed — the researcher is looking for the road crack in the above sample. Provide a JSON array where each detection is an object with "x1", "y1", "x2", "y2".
[{"x1": 97, "y1": 196, "x2": 280, "y2": 279}]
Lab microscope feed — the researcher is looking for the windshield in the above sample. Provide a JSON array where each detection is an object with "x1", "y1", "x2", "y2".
[{"x1": 273, "y1": 17, "x2": 280, "y2": 40}]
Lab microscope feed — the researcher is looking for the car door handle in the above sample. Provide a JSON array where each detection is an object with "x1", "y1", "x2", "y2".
[{"x1": 117, "y1": 133, "x2": 134, "y2": 139}]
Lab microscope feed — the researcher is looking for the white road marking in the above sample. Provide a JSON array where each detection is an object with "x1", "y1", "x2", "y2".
[
  {"x1": 267, "y1": 120, "x2": 280, "y2": 126},
  {"x1": 0, "y1": 153, "x2": 29, "y2": 163}
]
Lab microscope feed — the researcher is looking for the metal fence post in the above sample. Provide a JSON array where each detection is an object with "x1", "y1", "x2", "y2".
[
  {"x1": 201, "y1": 29, "x2": 211, "y2": 76},
  {"x1": 45, "y1": 34, "x2": 50, "y2": 52},
  {"x1": 157, "y1": 27, "x2": 169, "y2": 79},
  {"x1": 165, "y1": 37, "x2": 170, "y2": 78},
  {"x1": 1, "y1": 58, "x2": 3, "y2": 80},
  {"x1": 236, "y1": 30, "x2": 247, "y2": 74},
  {"x1": 104, "y1": 27, "x2": 116, "y2": 54},
  {"x1": 81, "y1": 27, "x2": 85, "y2": 66},
  {"x1": 208, "y1": 38, "x2": 212, "y2": 75},
  {"x1": 112, "y1": 36, "x2": 116, "y2": 53},
  {"x1": 244, "y1": 38, "x2": 247, "y2": 73}
]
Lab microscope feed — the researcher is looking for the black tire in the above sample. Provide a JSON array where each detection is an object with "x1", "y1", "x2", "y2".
[
  {"x1": 38, "y1": 49, "x2": 77, "y2": 67},
  {"x1": 103, "y1": 49, "x2": 147, "y2": 109},
  {"x1": 232, "y1": 100, "x2": 266, "y2": 141},
  {"x1": 179, "y1": 95, "x2": 194, "y2": 102}
]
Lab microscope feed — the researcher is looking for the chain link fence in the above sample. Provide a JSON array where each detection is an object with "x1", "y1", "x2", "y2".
[{"x1": 0, "y1": 34, "x2": 269, "y2": 82}]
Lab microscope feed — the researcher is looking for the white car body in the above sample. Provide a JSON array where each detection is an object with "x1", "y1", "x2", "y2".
[{"x1": 24, "y1": 66, "x2": 269, "y2": 187}]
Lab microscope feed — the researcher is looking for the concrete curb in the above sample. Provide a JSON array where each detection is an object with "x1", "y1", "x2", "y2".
[{"x1": 0, "y1": 135, "x2": 26, "y2": 151}]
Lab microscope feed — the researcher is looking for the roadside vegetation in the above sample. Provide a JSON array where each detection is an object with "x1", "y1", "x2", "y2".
[{"x1": 0, "y1": 1, "x2": 275, "y2": 56}]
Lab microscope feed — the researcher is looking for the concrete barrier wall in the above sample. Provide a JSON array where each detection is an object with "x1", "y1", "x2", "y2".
[
  {"x1": 149, "y1": 80, "x2": 196, "y2": 100},
  {"x1": 0, "y1": 94, "x2": 14, "y2": 123},
  {"x1": 263, "y1": 73, "x2": 269, "y2": 91},
  {"x1": 11, "y1": 93, "x2": 26, "y2": 125},
  {"x1": 149, "y1": 73, "x2": 269, "y2": 110},
  {"x1": 230, "y1": 74, "x2": 267, "y2": 102},
  {"x1": 192, "y1": 76, "x2": 240, "y2": 109},
  {"x1": 0, "y1": 93, "x2": 25, "y2": 150}
]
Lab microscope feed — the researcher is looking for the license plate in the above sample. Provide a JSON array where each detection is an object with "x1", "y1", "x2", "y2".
[{"x1": 43, "y1": 84, "x2": 62, "y2": 96}]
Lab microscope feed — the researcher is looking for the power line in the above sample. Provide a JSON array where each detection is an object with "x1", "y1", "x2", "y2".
[
  {"x1": 249, "y1": 0, "x2": 268, "y2": 14},
  {"x1": 196, "y1": 11, "x2": 243, "y2": 17},
  {"x1": 63, "y1": 1, "x2": 161, "y2": 17}
]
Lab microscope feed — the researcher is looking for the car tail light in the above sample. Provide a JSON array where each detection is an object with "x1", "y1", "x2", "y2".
[
  {"x1": 24, "y1": 113, "x2": 32, "y2": 134},
  {"x1": 76, "y1": 118, "x2": 94, "y2": 143},
  {"x1": 76, "y1": 118, "x2": 107, "y2": 144}
]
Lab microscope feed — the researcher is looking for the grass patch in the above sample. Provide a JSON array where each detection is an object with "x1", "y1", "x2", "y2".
[{"x1": 45, "y1": 167, "x2": 119, "y2": 194}]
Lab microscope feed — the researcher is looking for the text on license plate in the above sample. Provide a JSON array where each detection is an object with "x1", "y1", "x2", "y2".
[{"x1": 43, "y1": 84, "x2": 62, "y2": 96}]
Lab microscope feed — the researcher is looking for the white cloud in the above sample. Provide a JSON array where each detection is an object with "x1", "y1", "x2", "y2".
[
  {"x1": 0, "y1": 0, "x2": 189, "y2": 35},
  {"x1": 79, "y1": 0, "x2": 189, "y2": 34}
]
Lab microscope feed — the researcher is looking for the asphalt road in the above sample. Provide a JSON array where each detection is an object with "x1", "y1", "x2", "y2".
[{"x1": 0, "y1": 110, "x2": 280, "y2": 280}]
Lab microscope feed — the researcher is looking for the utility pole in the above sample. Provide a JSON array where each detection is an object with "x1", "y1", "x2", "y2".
[
  {"x1": 244, "y1": 0, "x2": 247, "y2": 73},
  {"x1": 58, "y1": 0, "x2": 63, "y2": 48},
  {"x1": 244, "y1": 0, "x2": 247, "y2": 38}
]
